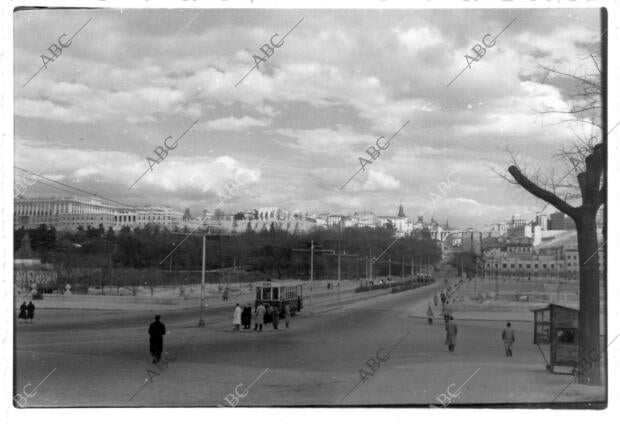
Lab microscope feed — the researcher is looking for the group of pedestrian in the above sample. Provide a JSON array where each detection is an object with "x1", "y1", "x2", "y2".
[
  {"x1": 18, "y1": 301, "x2": 35, "y2": 323},
  {"x1": 425, "y1": 285, "x2": 459, "y2": 352},
  {"x1": 233, "y1": 302, "x2": 291, "y2": 332},
  {"x1": 426, "y1": 282, "x2": 516, "y2": 356}
]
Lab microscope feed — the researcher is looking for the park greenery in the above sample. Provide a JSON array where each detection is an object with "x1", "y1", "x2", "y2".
[{"x1": 15, "y1": 223, "x2": 442, "y2": 293}]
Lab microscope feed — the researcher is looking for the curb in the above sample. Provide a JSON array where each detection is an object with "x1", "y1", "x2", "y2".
[{"x1": 407, "y1": 313, "x2": 533, "y2": 323}]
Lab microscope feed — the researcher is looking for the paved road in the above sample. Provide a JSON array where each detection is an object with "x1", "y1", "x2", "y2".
[{"x1": 14, "y1": 281, "x2": 594, "y2": 407}]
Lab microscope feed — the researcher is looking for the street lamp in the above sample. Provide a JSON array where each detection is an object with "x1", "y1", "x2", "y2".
[{"x1": 166, "y1": 228, "x2": 237, "y2": 327}]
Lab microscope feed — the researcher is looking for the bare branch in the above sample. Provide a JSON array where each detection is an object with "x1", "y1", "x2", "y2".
[{"x1": 508, "y1": 165, "x2": 578, "y2": 218}]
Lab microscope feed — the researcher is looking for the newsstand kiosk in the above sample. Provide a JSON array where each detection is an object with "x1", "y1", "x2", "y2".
[{"x1": 532, "y1": 303, "x2": 579, "y2": 374}]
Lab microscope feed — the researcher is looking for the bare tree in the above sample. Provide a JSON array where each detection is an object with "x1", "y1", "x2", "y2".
[{"x1": 506, "y1": 11, "x2": 607, "y2": 386}]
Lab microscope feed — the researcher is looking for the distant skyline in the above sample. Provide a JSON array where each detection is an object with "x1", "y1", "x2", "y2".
[{"x1": 14, "y1": 8, "x2": 600, "y2": 227}]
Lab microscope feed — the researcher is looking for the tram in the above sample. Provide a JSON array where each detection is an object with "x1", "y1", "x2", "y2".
[{"x1": 255, "y1": 281, "x2": 303, "y2": 317}]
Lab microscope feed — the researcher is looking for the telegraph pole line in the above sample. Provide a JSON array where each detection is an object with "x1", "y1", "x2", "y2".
[
  {"x1": 325, "y1": 240, "x2": 356, "y2": 305},
  {"x1": 369, "y1": 248, "x2": 373, "y2": 282},
  {"x1": 170, "y1": 228, "x2": 238, "y2": 327},
  {"x1": 292, "y1": 240, "x2": 334, "y2": 310}
]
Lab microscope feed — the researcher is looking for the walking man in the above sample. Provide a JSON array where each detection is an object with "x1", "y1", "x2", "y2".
[
  {"x1": 284, "y1": 303, "x2": 291, "y2": 329},
  {"x1": 502, "y1": 322, "x2": 515, "y2": 357},
  {"x1": 272, "y1": 306, "x2": 280, "y2": 330},
  {"x1": 446, "y1": 316, "x2": 458, "y2": 352},
  {"x1": 148, "y1": 315, "x2": 166, "y2": 364},
  {"x1": 242, "y1": 303, "x2": 252, "y2": 329},
  {"x1": 442, "y1": 300, "x2": 452, "y2": 327},
  {"x1": 255, "y1": 303, "x2": 266, "y2": 332},
  {"x1": 26, "y1": 301, "x2": 35, "y2": 323},
  {"x1": 426, "y1": 302, "x2": 434, "y2": 325},
  {"x1": 18, "y1": 302, "x2": 27, "y2": 323},
  {"x1": 233, "y1": 303, "x2": 242, "y2": 332}
]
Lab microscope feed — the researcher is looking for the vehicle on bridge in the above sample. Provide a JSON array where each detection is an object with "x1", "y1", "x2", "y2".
[
  {"x1": 415, "y1": 273, "x2": 433, "y2": 283},
  {"x1": 255, "y1": 281, "x2": 303, "y2": 317}
]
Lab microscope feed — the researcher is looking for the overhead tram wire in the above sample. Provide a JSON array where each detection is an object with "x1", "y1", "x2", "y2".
[
  {"x1": 13, "y1": 171, "x2": 94, "y2": 199},
  {"x1": 14, "y1": 165, "x2": 133, "y2": 208}
]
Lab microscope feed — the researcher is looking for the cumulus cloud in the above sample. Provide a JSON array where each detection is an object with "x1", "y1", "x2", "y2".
[
  {"x1": 12, "y1": 8, "x2": 600, "y2": 225},
  {"x1": 202, "y1": 115, "x2": 272, "y2": 131}
]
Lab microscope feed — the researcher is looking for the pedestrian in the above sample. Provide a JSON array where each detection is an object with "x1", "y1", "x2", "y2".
[
  {"x1": 426, "y1": 302, "x2": 434, "y2": 325},
  {"x1": 148, "y1": 315, "x2": 166, "y2": 364},
  {"x1": 18, "y1": 302, "x2": 27, "y2": 323},
  {"x1": 272, "y1": 306, "x2": 280, "y2": 330},
  {"x1": 440, "y1": 291, "x2": 447, "y2": 305},
  {"x1": 502, "y1": 322, "x2": 516, "y2": 357},
  {"x1": 242, "y1": 303, "x2": 252, "y2": 329},
  {"x1": 442, "y1": 301, "x2": 451, "y2": 327},
  {"x1": 255, "y1": 303, "x2": 266, "y2": 332},
  {"x1": 446, "y1": 316, "x2": 458, "y2": 352},
  {"x1": 253, "y1": 306, "x2": 259, "y2": 331},
  {"x1": 26, "y1": 301, "x2": 35, "y2": 323},
  {"x1": 233, "y1": 303, "x2": 242, "y2": 331},
  {"x1": 265, "y1": 304, "x2": 273, "y2": 325},
  {"x1": 284, "y1": 303, "x2": 291, "y2": 329},
  {"x1": 222, "y1": 287, "x2": 229, "y2": 302}
]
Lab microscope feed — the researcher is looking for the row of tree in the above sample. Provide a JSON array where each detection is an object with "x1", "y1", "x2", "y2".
[{"x1": 15, "y1": 223, "x2": 442, "y2": 284}]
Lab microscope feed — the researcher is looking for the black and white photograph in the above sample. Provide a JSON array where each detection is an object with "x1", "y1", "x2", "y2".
[{"x1": 3, "y1": 0, "x2": 618, "y2": 414}]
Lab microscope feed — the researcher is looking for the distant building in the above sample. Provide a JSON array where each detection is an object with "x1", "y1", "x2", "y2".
[
  {"x1": 14, "y1": 196, "x2": 183, "y2": 232},
  {"x1": 509, "y1": 214, "x2": 527, "y2": 229},
  {"x1": 482, "y1": 230, "x2": 603, "y2": 278},
  {"x1": 461, "y1": 230, "x2": 483, "y2": 255},
  {"x1": 536, "y1": 214, "x2": 548, "y2": 231},
  {"x1": 327, "y1": 214, "x2": 346, "y2": 228}
]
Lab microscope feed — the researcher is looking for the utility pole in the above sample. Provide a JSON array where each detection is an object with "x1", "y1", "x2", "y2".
[
  {"x1": 368, "y1": 248, "x2": 373, "y2": 282},
  {"x1": 199, "y1": 234, "x2": 206, "y2": 327},
  {"x1": 388, "y1": 258, "x2": 391, "y2": 279},
  {"x1": 326, "y1": 249, "x2": 357, "y2": 282},
  {"x1": 292, "y1": 240, "x2": 334, "y2": 310},
  {"x1": 325, "y1": 246, "x2": 356, "y2": 305},
  {"x1": 168, "y1": 228, "x2": 238, "y2": 327}
]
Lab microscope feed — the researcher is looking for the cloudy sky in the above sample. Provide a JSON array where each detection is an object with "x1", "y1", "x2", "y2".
[{"x1": 13, "y1": 7, "x2": 601, "y2": 227}]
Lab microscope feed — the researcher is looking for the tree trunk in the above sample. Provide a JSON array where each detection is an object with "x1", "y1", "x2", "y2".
[
  {"x1": 576, "y1": 210, "x2": 601, "y2": 384},
  {"x1": 509, "y1": 160, "x2": 604, "y2": 386}
]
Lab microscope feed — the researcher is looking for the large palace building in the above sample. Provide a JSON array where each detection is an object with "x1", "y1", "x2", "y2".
[{"x1": 14, "y1": 196, "x2": 183, "y2": 232}]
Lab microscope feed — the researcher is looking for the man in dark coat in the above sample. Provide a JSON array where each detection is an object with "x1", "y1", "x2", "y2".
[
  {"x1": 265, "y1": 305, "x2": 273, "y2": 325},
  {"x1": 26, "y1": 301, "x2": 35, "y2": 323},
  {"x1": 272, "y1": 306, "x2": 280, "y2": 330},
  {"x1": 18, "y1": 302, "x2": 27, "y2": 323},
  {"x1": 241, "y1": 304, "x2": 252, "y2": 329},
  {"x1": 502, "y1": 322, "x2": 516, "y2": 357},
  {"x1": 148, "y1": 315, "x2": 166, "y2": 363},
  {"x1": 446, "y1": 316, "x2": 458, "y2": 352}
]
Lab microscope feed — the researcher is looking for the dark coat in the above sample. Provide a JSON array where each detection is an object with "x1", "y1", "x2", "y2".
[
  {"x1": 272, "y1": 307, "x2": 280, "y2": 328},
  {"x1": 446, "y1": 321, "x2": 458, "y2": 345},
  {"x1": 26, "y1": 302, "x2": 35, "y2": 319},
  {"x1": 19, "y1": 304, "x2": 27, "y2": 319},
  {"x1": 502, "y1": 328, "x2": 515, "y2": 344},
  {"x1": 241, "y1": 306, "x2": 252, "y2": 326},
  {"x1": 148, "y1": 320, "x2": 166, "y2": 355}
]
